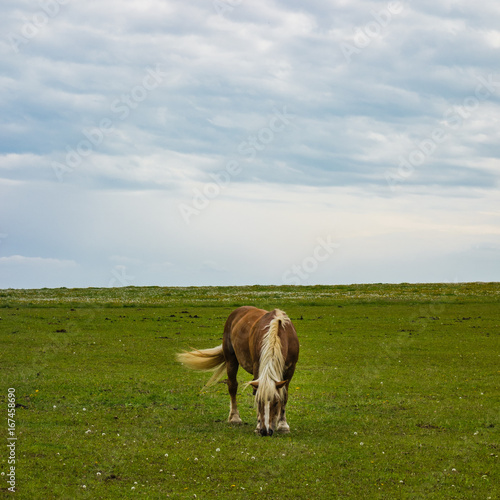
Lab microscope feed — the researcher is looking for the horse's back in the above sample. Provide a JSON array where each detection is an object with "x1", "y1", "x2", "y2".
[
  {"x1": 223, "y1": 306, "x2": 299, "y2": 376},
  {"x1": 224, "y1": 306, "x2": 267, "y2": 337},
  {"x1": 223, "y1": 306, "x2": 267, "y2": 373}
]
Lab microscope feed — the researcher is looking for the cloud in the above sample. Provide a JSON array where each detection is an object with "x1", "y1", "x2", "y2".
[
  {"x1": 0, "y1": 255, "x2": 78, "y2": 288},
  {"x1": 3, "y1": 0, "x2": 499, "y2": 191},
  {"x1": 0, "y1": 255, "x2": 76, "y2": 266},
  {"x1": 1, "y1": 0, "x2": 500, "y2": 287},
  {"x1": 201, "y1": 260, "x2": 229, "y2": 273}
]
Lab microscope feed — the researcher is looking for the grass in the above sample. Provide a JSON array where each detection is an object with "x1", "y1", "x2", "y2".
[{"x1": 0, "y1": 283, "x2": 499, "y2": 499}]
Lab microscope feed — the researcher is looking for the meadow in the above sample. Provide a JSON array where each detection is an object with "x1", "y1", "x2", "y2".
[{"x1": 0, "y1": 283, "x2": 499, "y2": 499}]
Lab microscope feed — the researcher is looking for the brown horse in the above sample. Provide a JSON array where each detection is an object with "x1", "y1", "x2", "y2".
[{"x1": 177, "y1": 306, "x2": 299, "y2": 436}]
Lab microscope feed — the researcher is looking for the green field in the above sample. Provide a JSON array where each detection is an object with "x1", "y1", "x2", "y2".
[{"x1": 1, "y1": 284, "x2": 499, "y2": 499}]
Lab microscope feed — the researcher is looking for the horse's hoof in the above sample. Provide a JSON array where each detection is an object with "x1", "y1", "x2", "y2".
[
  {"x1": 277, "y1": 423, "x2": 290, "y2": 433},
  {"x1": 228, "y1": 416, "x2": 243, "y2": 424}
]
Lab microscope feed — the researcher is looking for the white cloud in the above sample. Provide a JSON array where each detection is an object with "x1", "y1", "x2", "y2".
[
  {"x1": 0, "y1": 255, "x2": 78, "y2": 288},
  {"x1": 0, "y1": 255, "x2": 76, "y2": 266},
  {"x1": 1, "y1": 0, "x2": 500, "y2": 287}
]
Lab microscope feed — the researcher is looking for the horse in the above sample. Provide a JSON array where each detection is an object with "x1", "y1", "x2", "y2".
[{"x1": 177, "y1": 306, "x2": 299, "y2": 436}]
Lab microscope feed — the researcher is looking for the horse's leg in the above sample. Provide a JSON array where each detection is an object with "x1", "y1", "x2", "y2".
[
  {"x1": 277, "y1": 387, "x2": 290, "y2": 433},
  {"x1": 277, "y1": 368, "x2": 295, "y2": 433},
  {"x1": 226, "y1": 357, "x2": 242, "y2": 424},
  {"x1": 250, "y1": 364, "x2": 262, "y2": 434},
  {"x1": 277, "y1": 409, "x2": 290, "y2": 433},
  {"x1": 251, "y1": 382, "x2": 263, "y2": 434}
]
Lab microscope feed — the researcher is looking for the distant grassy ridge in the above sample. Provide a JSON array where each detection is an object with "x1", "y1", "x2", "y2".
[{"x1": 1, "y1": 282, "x2": 499, "y2": 307}]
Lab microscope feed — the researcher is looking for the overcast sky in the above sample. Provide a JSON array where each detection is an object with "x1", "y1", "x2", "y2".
[{"x1": 1, "y1": 0, "x2": 499, "y2": 288}]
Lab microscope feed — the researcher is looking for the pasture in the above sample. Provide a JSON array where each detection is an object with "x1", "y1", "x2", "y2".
[{"x1": 1, "y1": 283, "x2": 499, "y2": 499}]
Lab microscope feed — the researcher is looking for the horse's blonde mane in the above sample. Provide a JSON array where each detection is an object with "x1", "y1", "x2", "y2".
[{"x1": 254, "y1": 310, "x2": 289, "y2": 404}]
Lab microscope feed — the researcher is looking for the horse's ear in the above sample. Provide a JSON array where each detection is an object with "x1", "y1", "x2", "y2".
[
  {"x1": 249, "y1": 380, "x2": 259, "y2": 389},
  {"x1": 275, "y1": 380, "x2": 287, "y2": 389}
]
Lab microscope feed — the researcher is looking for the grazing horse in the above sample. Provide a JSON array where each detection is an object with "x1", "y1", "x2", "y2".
[{"x1": 177, "y1": 306, "x2": 299, "y2": 436}]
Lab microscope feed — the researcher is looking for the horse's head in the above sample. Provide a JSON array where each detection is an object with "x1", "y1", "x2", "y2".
[{"x1": 249, "y1": 379, "x2": 287, "y2": 436}]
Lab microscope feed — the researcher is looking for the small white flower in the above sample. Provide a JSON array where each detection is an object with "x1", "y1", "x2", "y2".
[
  {"x1": 353, "y1": 432, "x2": 358, "y2": 435},
  {"x1": 216, "y1": 448, "x2": 220, "y2": 452},
  {"x1": 360, "y1": 442, "x2": 364, "y2": 446},
  {"x1": 165, "y1": 453, "x2": 168, "y2": 457},
  {"x1": 83, "y1": 408, "x2": 87, "y2": 411}
]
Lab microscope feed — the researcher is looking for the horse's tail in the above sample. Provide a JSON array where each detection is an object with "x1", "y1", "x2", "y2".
[{"x1": 176, "y1": 345, "x2": 226, "y2": 387}]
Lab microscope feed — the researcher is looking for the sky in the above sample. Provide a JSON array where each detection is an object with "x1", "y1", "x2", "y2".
[{"x1": 1, "y1": 0, "x2": 499, "y2": 288}]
